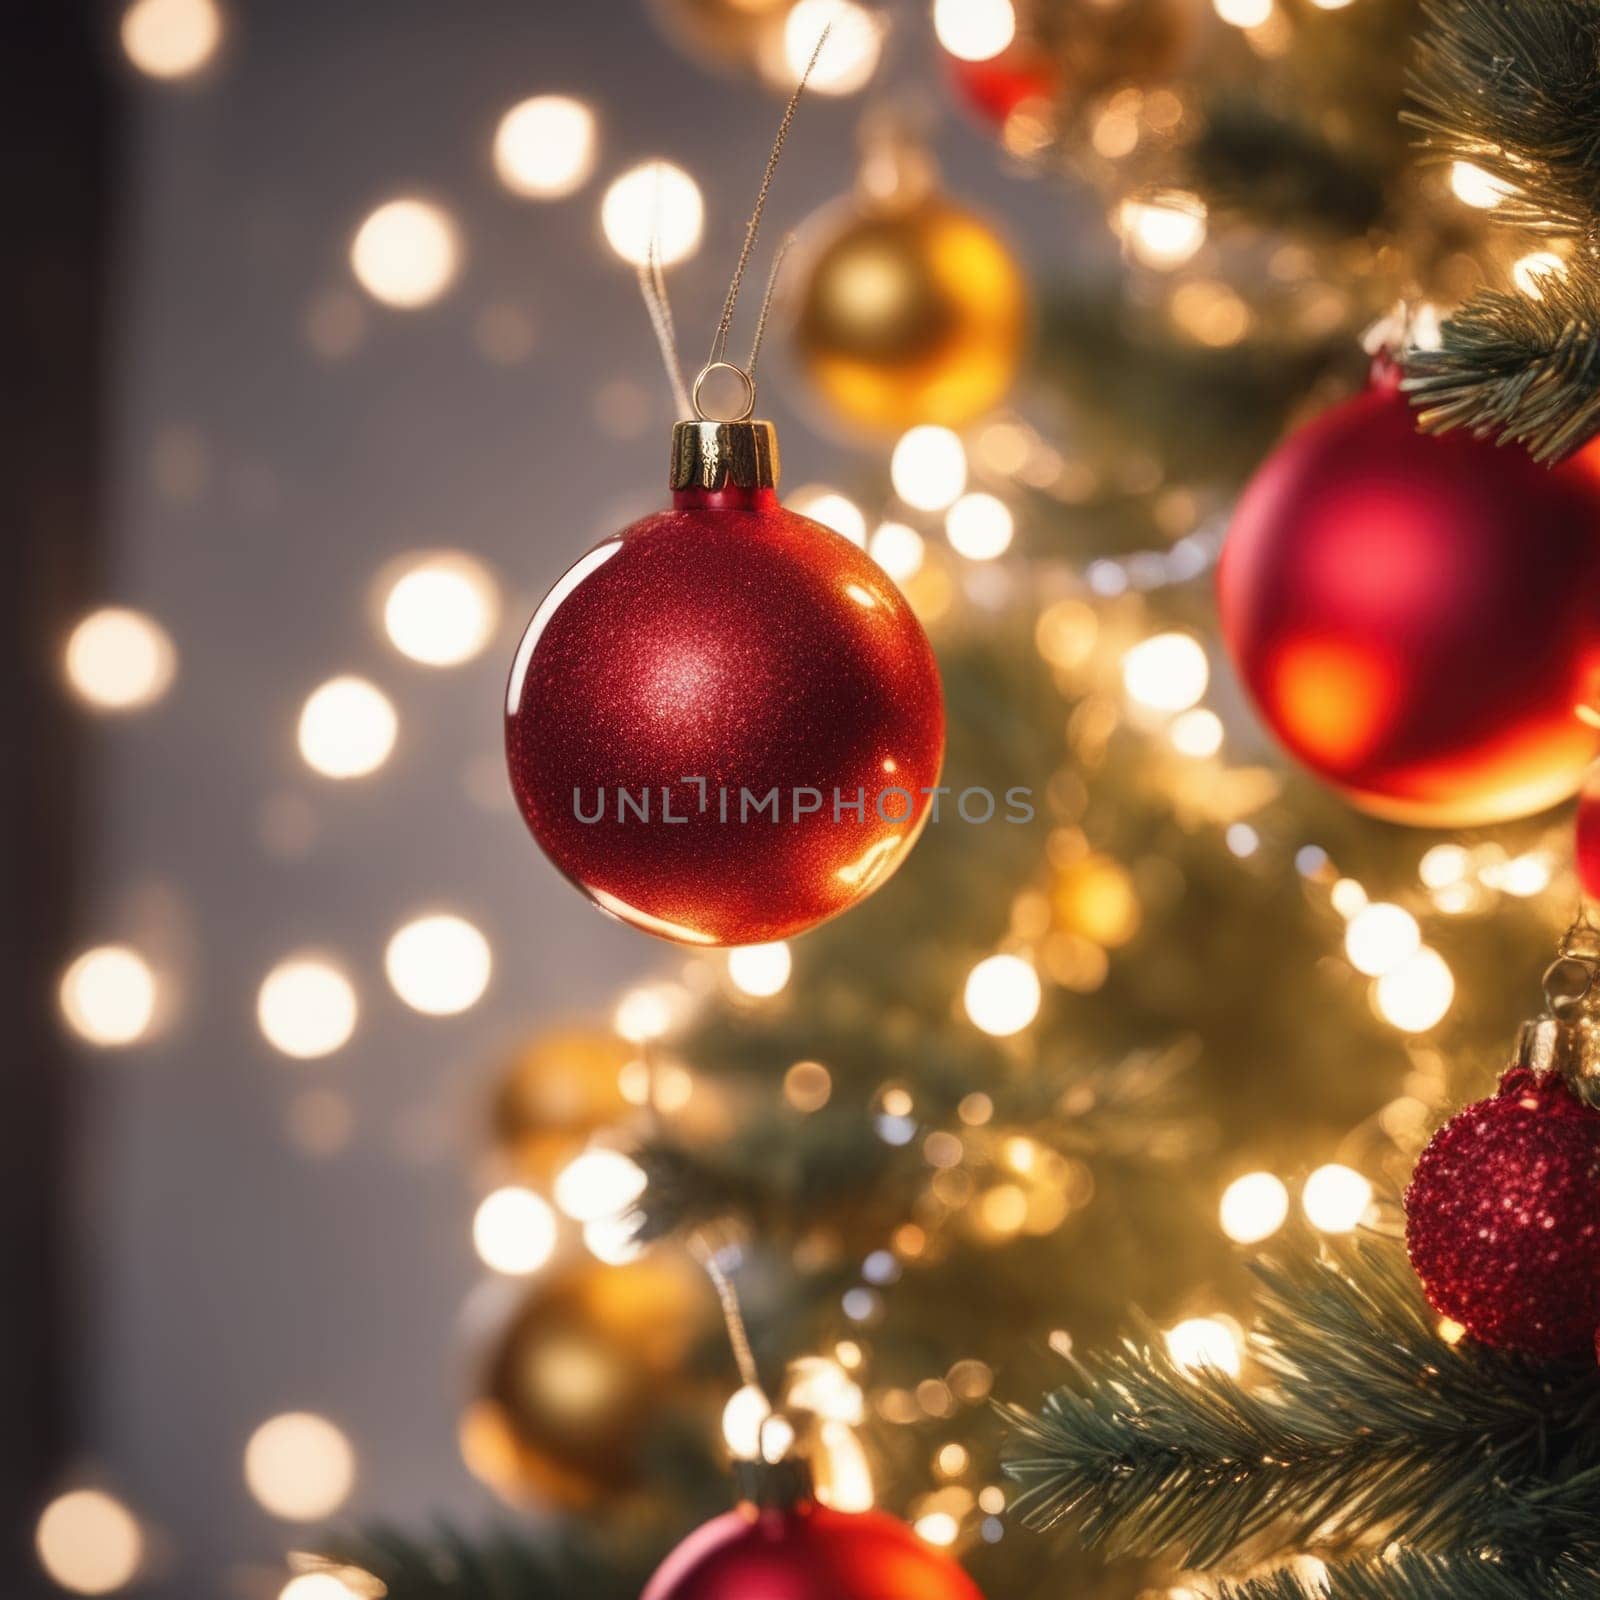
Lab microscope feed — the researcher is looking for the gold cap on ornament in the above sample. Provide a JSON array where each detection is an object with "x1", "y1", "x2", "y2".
[
  {"x1": 669, "y1": 419, "x2": 779, "y2": 492},
  {"x1": 1514, "y1": 914, "x2": 1600, "y2": 1090}
]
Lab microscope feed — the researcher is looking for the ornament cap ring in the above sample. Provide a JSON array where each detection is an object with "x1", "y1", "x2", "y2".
[{"x1": 693, "y1": 360, "x2": 757, "y2": 423}]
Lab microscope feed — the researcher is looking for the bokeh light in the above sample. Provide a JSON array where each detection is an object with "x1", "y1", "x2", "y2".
[
  {"x1": 1449, "y1": 160, "x2": 1513, "y2": 208},
  {"x1": 913, "y1": 1510, "x2": 961, "y2": 1546},
  {"x1": 473, "y1": 1187, "x2": 558, "y2": 1276},
  {"x1": 1375, "y1": 947, "x2": 1455, "y2": 1032},
  {"x1": 613, "y1": 981, "x2": 691, "y2": 1043},
  {"x1": 257, "y1": 957, "x2": 358, "y2": 1060},
  {"x1": 784, "y1": 1060, "x2": 833, "y2": 1112},
  {"x1": 1214, "y1": 0, "x2": 1272, "y2": 25},
  {"x1": 728, "y1": 941, "x2": 792, "y2": 998},
  {"x1": 868, "y1": 522, "x2": 926, "y2": 582},
  {"x1": 120, "y1": 0, "x2": 221, "y2": 79},
  {"x1": 721, "y1": 1384, "x2": 772, "y2": 1459},
  {"x1": 553, "y1": 1147, "x2": 648, "y2": 1222},
  {"x1": 297, "y1": 677, "x2": 397, "y2": 779},
  {"x1": 788, "y1": 486, "x2": 868, "y2": 545},
  {"x1": 59, "y1": 946, "x2": 158, "y2": 1048},
  {"x1": 1170, "y1": 708, "x2": 1224, "y2": 758},
  {"x1": 385, "y1": 913, "x2": 492, "y2": 1015},
  {"x1": 1122, "y1": 632, "x2": 1209, "y2": 712},
  {"x1": 1165, "y1": 1317, "x2": 1243, "y2": 1377},
  {"x1": 582, "y1": 1213, "x2": 646, "y2": 1265},
  {"x1": 35, "y1": 1490, "x2": 143, "y2": 1595},
  {"x1": 280, "y1": 1576, "x2": 364, "y2": 1600},
  {"x1": 783, "y1": 0, "x2": 882, "y2": 95},
  {"x1": 350, "y1": 199, "x2": 461, "y2": 309},
  {"x1": 1117, "y1": 192, "x2": 1208, "y2": 269},
  {"x1": 963, "y1": 954, "x2": 1042, "y2": 1036},
  {"x1": 945, "y1": 493, "x2": 1015, "y2": 560},
  {"x1": 892, "y1": 426, "x2": 967, "y2": 512},
  {"x1": 244, "y1": 1413, "x2": 356, "y2": 1521},
  {"x1": 64, "y1": 607, "x2": 177, "y2": 712},
  {"x1": 1302, "y1": 1164, "x2": 1372, "y2": 1233},
  {"x1": 1343, "y1": 902, "x2": 1421, "y2": 976},
  {"x1": 600, "y1": 161, "x2": 704, "y2": 267},
  {"x1": 381, "y1": 552, "x2": 499, "y2": 666},
  {"x1": 1512, "y1": 251, "x2": 1567, "y2": 300},
  {"x1": 1219, "y1": 1171, "x2": 1289, "y2": 1244},
  {"x1": 933, "y1": 0, "x2": 1016, "y2": 61},
  {"x1": 493, "y1": 95, "x2": 598, "y2": 198}
]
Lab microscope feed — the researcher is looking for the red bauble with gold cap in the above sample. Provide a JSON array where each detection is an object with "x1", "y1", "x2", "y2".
[
  {"x1": 1218, "y1": 361, "x2": 1600, "y2": 826},
  {"x1": 642, "y1": 1460, "x2": 986, "y2": 1600},
  {"x1": 505, "y1": 418, "x2": 945, "y2": 947}
]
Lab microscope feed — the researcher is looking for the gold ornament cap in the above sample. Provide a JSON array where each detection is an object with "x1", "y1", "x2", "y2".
[
  {"x1": 1514, "y1": 915, "x2": 1600, "y2": 1089},
  {"x1": 670, "y1": 418, "x2": 780, "y2": 493},
  {"x1": 731, "y1": 1454, "x2": 814, "y2": 1512}
]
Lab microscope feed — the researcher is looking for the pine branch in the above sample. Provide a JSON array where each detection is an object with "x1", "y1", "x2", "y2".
[
  {"x1": 1403, "y1": 276, "x2": 1600, "y2": 460},
  {"x1": 1220, "y1": 1548, "x2": 1600, "y2": 1600},
  {"x1": 1001, "y1": 1237, "x2": 1600, "y2": 1571},
  {"x1": 1405, "y1": 0, "x2": 1600, "y2": 238}
]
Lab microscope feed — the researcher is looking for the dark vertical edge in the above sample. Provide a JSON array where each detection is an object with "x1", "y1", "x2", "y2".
[{"x1": 0, "y1": 1, "x2": 112, "y2": 1591}]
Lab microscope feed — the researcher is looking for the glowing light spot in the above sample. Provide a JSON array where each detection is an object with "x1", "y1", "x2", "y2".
[
  {"x1": 1343, "y1": 902, "x2": 1421, "y2": 976},
  {"x1": 1419, "y1": 844, "x2": 1471, "y2": 889},
  {"x1": 493, "y1": 95, "x2": 597, "y2": 198},
  {"x1": 298, "y1": 677, "x2": 396, "y2": 779},
  {"x1": 613, "y1": 981, "x2": 690, "y2": 1042},
  {"x1": 1512, "y1": 251, "x2": 1567, "y2": 300},
  {"x1": 120, "y1": 0, "x2": 220, "y2": 79},
  {"x1": 1214, "y1": 0, "x2": 1272, "y2": 25},
  {"x1": 788, "y1": 486, "x2": 867, "y2": 545},
  {"x1": 914, "y1": 1511, "x2": 961, "y2": 1547},
  {"x1": 385, "y1": 914, "x2": 492, "y2": 1015},
  {"x1": 1330, "y1": 877, "x2": 1367, "y2": 918},
  {"x1": 1302, "y1": 1164, "x2": 1372, "y2": 1233},
  {"x1": 1165, "y1": 1317, "x2": 1242, "y2": 1377},
  {"x1": 1438, "y1": 1316, "x2": 1467, "y2": 1346},
  {"x1": 933, "y1": 0, "x2": 1016, "y2": 60},
  {"x1": 257, "y1": 958, "x2": 358, "y2": 1060},
  {"x1": 892, "y1": 426, "x2": 967, "y2": 512},
  {"x1": 784, "y1": 1060, "x2": 833, "y2": 1112},
  {"x1": 1450, "y1": 160, "x2": 1513, "y2": 209},
  {"x1": 350, "y1": 200, "x2": 460, "y2": 309},
  {"x1": 868, "y1": 521, "x2": 925, "y2": 582},
  {"x1": 64, "y1": 608, "x2": 176, "y2": 711},
  {"x1": 244, "y1": 1414, "x2": 356, "y2": 1521},
  {"x1": 280, "y1": 1576, "x2": 364, "y2": 1600},
  {"x1": 722, "y1": 1384, "x2": 772, "y2": 1459},
  {"x1": 553, "y1": 1148, "x2": 647, "y2": 1221},
  {"x1": 1116, "y1": 192, "x2": 1207, "y2": 270},
  {"x1": 963, "y1": 954, "x2": 1042, "y2": 1036},
  {"x1": 1482, "y1": 852, "x2": 1553, "y2": 897},
  {"x1": 1122, "y1": 632, "x2": 1209, "y2": 712},
  {"x1": 783, "y1": 0, "x2": 882, "y2": 95},
  {"x1": 945, "y1": 493, "x2": 1014, "y2": 560},
  {"x1": 600, "y1": 161, "x2": 703, "y2": 268},
  {"x1": 728, "y1": 941, "x2": 792, "y2": 997},
  {"x1": 1170, "y1": 708, "x2": 1223, "y2": 757},
  {"x1": 1375, "y1": 947, "x2": 1454, "y2": 1033},
  {"x1": 382, "y1": 553, "x2": 499, "y2": 666},
  {"x1": 59, "y1": 947, "x2": 157, "y2": 1047},
  {"x1": 473, "y1": 1187, "x2": 557, "y2": 1276},
  {"x1": 816, "y1": 1419, "x2": 874, "y2": 1510},
  {"x1": 35, "y1": 1491, "x2": 143, "y2": 1595},
  {"x1": 1219, "y1": 1172, "x2": 1289, "y2": 1244},
  {"x1": 582, "y1": 1213, "x2": 645, "y2": 1265}
]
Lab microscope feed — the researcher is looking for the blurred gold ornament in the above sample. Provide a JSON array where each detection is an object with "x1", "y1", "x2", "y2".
[
  {"x1": 491, "y1": 1026, "x2": 633, "y2": 1185},
  {"x1": 647, "y1": 0, "x2": 794, "y2": 78},
  {"x1": 468, "y1": 1258, "x2": 713, "y2": 1508},
  {"x1": 791, "y1": 130, "x2": 1027, "y2": 433},
  {"x1": 1051, "y1": 853, "x2": 1140, "y2": 948}
]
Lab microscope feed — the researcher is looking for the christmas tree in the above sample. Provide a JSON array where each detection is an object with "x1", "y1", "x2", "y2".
[{"x1": 310, "y1": 1, "x2": 1600, "y2": 1598}]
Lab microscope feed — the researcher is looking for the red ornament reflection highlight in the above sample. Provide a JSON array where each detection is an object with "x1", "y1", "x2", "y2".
[
  {"x1": 1219, "y1": 373, "x2": 1600, "y2": 825},
  {"x1": 505, "y1": 486, "x2": 945, "y2": 946},
  {"x1": 641, "y1": 1501, "x2": 986, "y2": 1600},
  {"x1": 1405, "y1": 1067, "x2": 1600, "y2": 1358}
]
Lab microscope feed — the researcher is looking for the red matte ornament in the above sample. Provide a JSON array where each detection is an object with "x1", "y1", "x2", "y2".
[
  {"x1": 505, "y1": 421, "x2": 945, "y2": 947},
  {"x1": 1405, "y1": 1066, "x2": 1600, "y2": 1358},
  {"x1": 945, "y1": 45, "x2": 1060, "y2": 127},
  {"x1": 641, "y1": 1498, "x2": 986, "y2": 1600},
  {"x1": 1218, "y1": 363, "x2": 1600, "y2": 826}
]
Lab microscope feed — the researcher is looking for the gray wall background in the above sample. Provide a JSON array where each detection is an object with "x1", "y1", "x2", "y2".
[{"x1": 84, "y1": 1, "x2": 1080, "y2": 1590}]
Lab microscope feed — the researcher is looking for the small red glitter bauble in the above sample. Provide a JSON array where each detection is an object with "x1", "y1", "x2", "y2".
[
  {"x1": 1404, "y1": 1067, "x2": 1600, "y2": 1357},
  {"x1": 505, "y1": 422, "x2": 945, "y2": 947},
  {"x1": 1218, "y1": 365, "x2": 1600, "y2": 826},
  {"x1": 641, "y1": 1500, "x2": 985, "y2": 1600}
]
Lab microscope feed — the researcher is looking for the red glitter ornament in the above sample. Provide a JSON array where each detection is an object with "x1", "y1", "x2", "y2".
[
  {"x1": 641, "y1": 1479, "x2": 985, "y2": 1600},
  {"x1": 1578, "y1": 760, "x2": 1600, "y2": 903},
  {"x1": 505, "y1": 419, "x2": 945, "y2": 947},
  {"x1": 1218, "y1": 362, "x2": 1600, "y2": 826},
  {"x1": 1405, "y1": 1066, "x2": 1600, "y2": 1358}
]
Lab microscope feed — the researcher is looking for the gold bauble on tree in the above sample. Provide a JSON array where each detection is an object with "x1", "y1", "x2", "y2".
[
  {"x1": 790, "y1": 124, "x2": 1028, "y2": 433},
  {"x1": 462, "y1": 1256, "x2": 715, "y2": 1509},
  {"x1": 490, "y1": 1025, "x2": 633, "y2": 1185}
]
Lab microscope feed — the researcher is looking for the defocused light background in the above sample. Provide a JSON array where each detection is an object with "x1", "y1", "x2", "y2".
[{"x1": 30, "y1": 0, "x2": 1082, "y2": 1591}]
